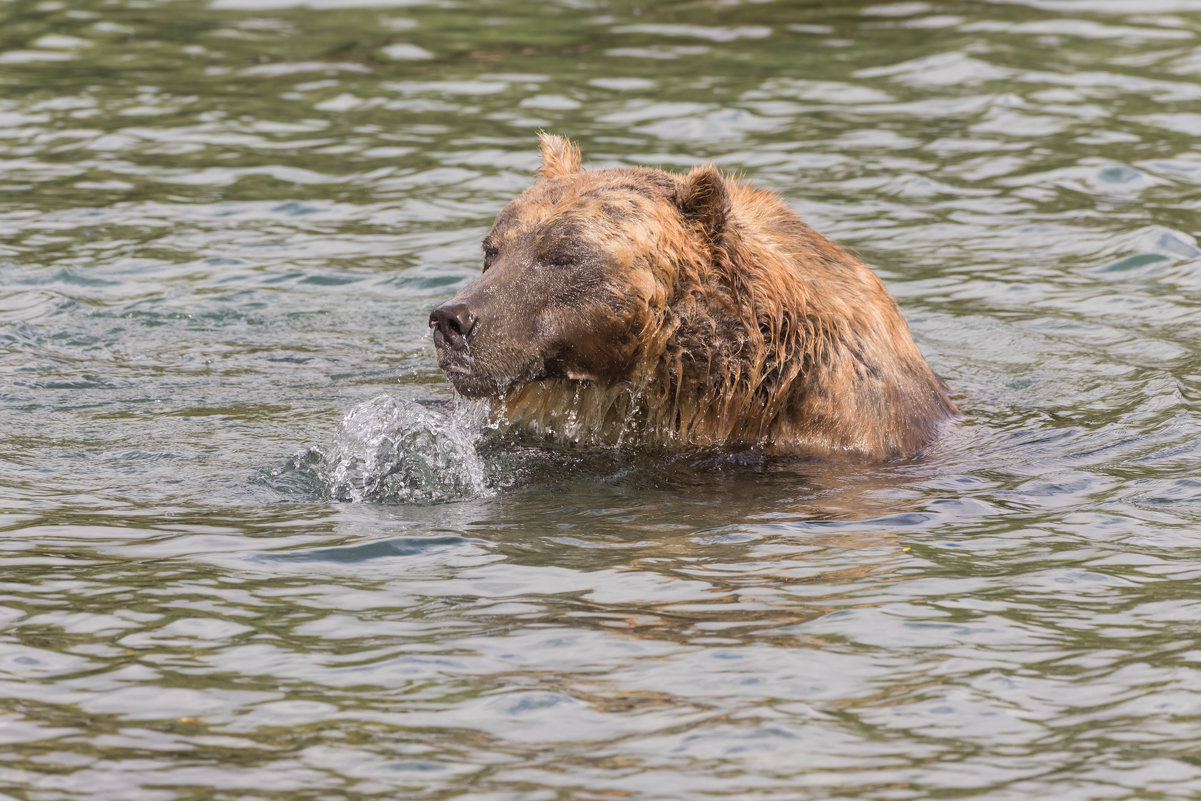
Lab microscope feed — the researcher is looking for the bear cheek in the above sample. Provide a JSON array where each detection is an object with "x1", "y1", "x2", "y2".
[{"x1": 538, "y1": 292, "x2": 650, "y2": 383}]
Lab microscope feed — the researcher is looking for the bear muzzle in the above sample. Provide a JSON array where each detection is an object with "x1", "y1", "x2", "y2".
[{"x1": 430, "y1": 299, "x2": 547, "y2": 397}]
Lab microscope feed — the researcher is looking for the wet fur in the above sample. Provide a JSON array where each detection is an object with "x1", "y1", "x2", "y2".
[{"x1": 434, "y1": 133, "x2": 957, "y2": 460}]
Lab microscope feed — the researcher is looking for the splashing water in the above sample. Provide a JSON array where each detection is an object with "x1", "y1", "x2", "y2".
[{"x1": 275, "y1": 395, "x2": 491, "y2": 504}]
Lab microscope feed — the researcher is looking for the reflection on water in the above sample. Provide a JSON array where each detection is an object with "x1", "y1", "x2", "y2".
[{"x1": 3, "y1": 0, "x2": 1201, "y2": 799}]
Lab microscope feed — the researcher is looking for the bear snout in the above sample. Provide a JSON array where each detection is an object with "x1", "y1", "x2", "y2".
[{"x1": 429, "y1": 301, "x2": 478, "y2": 351}]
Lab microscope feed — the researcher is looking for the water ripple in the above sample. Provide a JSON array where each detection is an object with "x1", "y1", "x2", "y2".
[{"x1": 4, "y1": 1, "x2": 1201, "y2": 800}]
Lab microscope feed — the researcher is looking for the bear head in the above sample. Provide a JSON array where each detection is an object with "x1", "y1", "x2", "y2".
[{"x1": 430, "y1": 133, "x2": 728, "y2": 399}]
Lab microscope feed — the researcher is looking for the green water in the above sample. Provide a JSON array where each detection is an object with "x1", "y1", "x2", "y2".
[{"x1": 3, "y1": 1, "x2": 1201, "y2": 798}]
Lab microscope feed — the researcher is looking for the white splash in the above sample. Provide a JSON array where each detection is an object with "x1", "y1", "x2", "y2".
[{"x1": 315, "y1": 394, "x2": 489, "y2": 504}]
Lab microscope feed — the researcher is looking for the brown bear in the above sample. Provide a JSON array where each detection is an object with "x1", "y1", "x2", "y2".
[{"x1": 429, "y1": 133, "x2": 957, "y2": 460}]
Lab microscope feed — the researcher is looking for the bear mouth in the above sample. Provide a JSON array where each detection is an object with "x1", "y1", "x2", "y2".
[
  {"x1": 435, "y1": 350, "x2": 548, "y2": 398},
  {"x1": 441, "y1": 365, "x2": 505, "y2": 398}
]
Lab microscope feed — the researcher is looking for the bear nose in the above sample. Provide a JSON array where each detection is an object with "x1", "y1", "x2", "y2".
[{"x1": 429, "y1": 301, "x2": 477, "y2": 349}]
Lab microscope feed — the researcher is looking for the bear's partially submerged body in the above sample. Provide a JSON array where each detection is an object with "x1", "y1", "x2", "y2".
[{"x1": 430, "y1": 134, "x2": 957, "y2": 460}]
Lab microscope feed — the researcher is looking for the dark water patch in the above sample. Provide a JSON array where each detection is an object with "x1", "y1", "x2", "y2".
[
  {"x1": 260, "y1": 534, "x2": 485, "y2": 564},
  {"x1": 22, "y1": 373, "x2": 138, "y2": 391}
]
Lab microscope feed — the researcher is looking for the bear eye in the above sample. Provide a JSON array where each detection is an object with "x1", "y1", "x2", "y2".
[
  {"x1": 481, "y1": 242, "x2": 499, "y2": 271},
  {"x1": 536, "y1": 225, "x2": 584, "y2": 268},
  {"x1": 539, "y1": 243, "x2": 579, "y2": 267}
]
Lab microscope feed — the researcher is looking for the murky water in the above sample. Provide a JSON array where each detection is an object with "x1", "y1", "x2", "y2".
[{"x1": 4, "y1": 0, "x2": 1201, "y2": 798}]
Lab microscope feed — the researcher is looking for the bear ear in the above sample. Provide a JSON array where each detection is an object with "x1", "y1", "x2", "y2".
[
  {"x1": 537, "y1": 131, "x2": 583, "y2": 179},
  {"x1": 675, "y1": 164, "x2": 730, "y2": 239}
]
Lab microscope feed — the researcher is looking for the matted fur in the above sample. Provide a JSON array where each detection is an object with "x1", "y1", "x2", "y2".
[{"x1": 431, "y1": 134, "x2": 957, "y2": 460}]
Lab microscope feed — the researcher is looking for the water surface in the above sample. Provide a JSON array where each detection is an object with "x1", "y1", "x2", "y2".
[{"x1": 3, "y1": 0, "x2": 1201, "y2": 798}]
